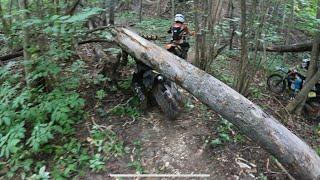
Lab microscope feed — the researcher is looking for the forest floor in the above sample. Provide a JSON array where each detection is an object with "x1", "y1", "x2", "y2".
[{"x1": 76, "y1": 39, "x2": 319, "y2": 180}]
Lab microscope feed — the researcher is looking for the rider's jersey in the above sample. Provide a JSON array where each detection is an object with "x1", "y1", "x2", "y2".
[{"x1": 167, "y1": 22, "x2": 191, "y2": 44}]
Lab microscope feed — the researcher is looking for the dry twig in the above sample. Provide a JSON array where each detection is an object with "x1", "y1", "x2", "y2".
[{"x1": 274, "y1": 159, "x2": 296, "y2": 180}]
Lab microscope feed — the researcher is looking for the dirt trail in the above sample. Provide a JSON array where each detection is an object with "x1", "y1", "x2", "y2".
[
  {"x1": 80, "y1": 43, "x2": 289, "y2": 180},
  {"x1": 85, "y1": 91, "x2": 278, "y2": 180},
  {"x1": 123, "y1": 105, "x2": 222, "y2": 177}
]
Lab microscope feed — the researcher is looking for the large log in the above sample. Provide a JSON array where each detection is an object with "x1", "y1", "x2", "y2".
[
  {"x1": 262, "y1": 41, "x2": 312, "y2": 52},
  {"x1": 0, "y1": 51, "x2": 23, "y2": 61},
  {"x1": 111, "y1": 27, "x2": 320, "y2": 179}
]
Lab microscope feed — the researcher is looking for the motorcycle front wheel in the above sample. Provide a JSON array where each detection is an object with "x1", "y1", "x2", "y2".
[
  {"x1": 152, "y1": 82, "x2": 182, "y2": 120},
  {"x1": 267, "y1": 74, "x2": 286, "y2": 94}
]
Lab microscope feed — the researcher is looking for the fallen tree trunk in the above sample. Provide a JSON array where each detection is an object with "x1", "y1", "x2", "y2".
[
  {"x1": 110, "y1": 28, "x2": 320, "y2": 179},
  {"x1": 0, "y1": 51, "x2": 23, "y2": 61},
  {"x1": 261, "y1": 41, "x2": 312, "y2": 52}
]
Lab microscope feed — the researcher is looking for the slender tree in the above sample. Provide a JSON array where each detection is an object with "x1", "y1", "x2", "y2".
[
  {"x1": 193, "y1": 0, "x2": 200, "y2": 65},
  {"x1": 156, "y1": 0, "x2": 161, "y2": 16},
  {"x1": 234, "y1": 0, "x2": 249, "y2": 95},
  {"x1": 171, "y1": 0, "x2": 175, "y2": 21},
  {"x1": 228, "y1": 0, "x2": 235, "y2": 50},
  {"x1": 18, "y1": 0, "x2": 33, "y2": 87},
  {"x1": 282, "y1": 0, "x2": 294, "y2": 63},
  {"x1": 139, "y1": 0, "x2": 142, "y2": 22},
  {"x1": 109, "y1": 0, "x2": 115, "y2": 25}
]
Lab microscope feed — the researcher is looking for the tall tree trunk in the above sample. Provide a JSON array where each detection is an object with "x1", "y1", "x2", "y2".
[
  {"x1": 156, "y1": 0, "x2": 161, "y2": 16},
  {"x1": 65, "y1": 0, "x2": 81, "y2": 15},
  {"x1": 194, "y1": 0, "x2": 200, "y2": 66},
  {"x1": 228, "y1": 0, "x2": 235, "y2": 50},
  {"x1": 206, "y1": 0, "x2": 223, "y2": 69},
  {"x1": 199, "y1": 0, "x2": 208, "y2": 69},
  {"x1": 109, "y1": 0, "x2": 115, "y2": 25},
  {"x1": 282, "y1": 0, "x2": 294, "y2": 64},
  {"x1": 139, "y1": 0, "x2": 142, "y2": 22},
  {"x1": 235, "y1": 0, "x2": 249, "y2": 95},
  {"x1": 55, "y1": 0, "x2": 60, "y2": 14},
  {"x1": 243, "y1": 1, "x2": 269, "y2": 92},
  {"x1": 18, "y1": 0, "x2": 33, "y2": 87},
  {"x1": 111, "y1": 27, "x2": 320, "y2": 179},
  {"x1": 171, "y1": 0, "x2": 175, "y2": 21}
]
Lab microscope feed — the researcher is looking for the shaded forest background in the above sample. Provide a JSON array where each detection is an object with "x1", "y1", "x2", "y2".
[{"x1": 0, "y1": 0, "x2": 320, "y2": 179}]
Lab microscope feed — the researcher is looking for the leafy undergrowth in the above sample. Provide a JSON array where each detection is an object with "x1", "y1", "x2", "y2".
[{"x1": 1, "y1": 9, "x2": 319, "y2": 180}]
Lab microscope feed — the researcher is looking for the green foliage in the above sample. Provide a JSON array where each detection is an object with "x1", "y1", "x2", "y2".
[
  {"x1": 0, "y1": 122, "x2": 25, "y2": 158},
  {"x1": 27, "y1": 123, "x2": 54, "y2": 152},
  {"x1": 293, "y1": 0, "x2": 319, "y2": 34},
  {"x1": 250, "y1": 86, "x2": 263, "y2": 99},
  {"x1": 96, "y1": 89, "x2": 106, "y2": 100},
  {"x1": 27, "y1": 166, "x2": 50, "y2": 180},
  {"x1": 118, "y1": 77, "x2": 133, "y2": 90},
  {"x1": 211, "y1": 57, "x2": 234, "y2": 86},
  {"x1": 109, "y1": 97, "x2": 141, "y2": 118},
  {"x1": 257, "y1": 173, "x2": 268, "y2": 180},
  {"x1": 0, "y1": 64, "x2": 86, "y2": 177},
  {"x1": 117, "y1": 11, "x2": 139, "y2": 23},
  {"x1": 85, "y1": 124, "x2": 125, "y2": 172},
  {"x1": 50, "y1": 139, "x2": 90, "y2": 178},
  {"x1": 128, "y1": 140, "x2": 144, "y2": 174},
  {"x1": 209, "y1": 118, "x2": 245, "y2": 146},
  {"x1": 110, "y1": 105, "x2": 141, "y2": 118},
  {"x1": 316, "y1": 146, "x2": 320, "y2": 156},
  {"x1": 89, "y1": 154, "x2": 105, "y2": 172},
  {"x1": 65, "y1": 8, "x2": 104, "y2": 23},
  {"x1": 0, "y1": 2, "x2": 104, "y2": 178},
  {"x1": 90, "y1": 124, "x2": 125, "y2": 157},
  {"x1": 136, "y1": 17, "x2": 172, "y2": 44}
]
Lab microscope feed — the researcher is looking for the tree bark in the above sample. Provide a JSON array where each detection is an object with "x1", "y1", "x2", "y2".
[
  {"x1": 258, "y1": 42, "x2": 313, "y2": 52},
  {"x1": 110, "y1": 27, "x2": 320, "y2": 179},
  {"x1": 156, "y1": 0, "x2": 161, "y2": 16},
  {"x1": 0, "y1": 51, "x2": 23, "y2": 61},
  {"x1": 193, "y1": 0, "x2": 200, "y2": 66},
  {"x1": 139, "y1": 0, "x2": 142, "y2": 22},
  {"x1": 65, "y1": 0, "x2": 81, "y2": 15},
  {"x1": 243, "y1": 1, "x2": 270, "y2": 93},
  {"x1": 228, "y1": 0, "x2": 235, "y2": 50},
  {"x1": 108, "y1": 0, "x2": 115, "y2": 25},
  {"x1": 171, "y1": 0, "x2": 175, "y2": 21},
  {"x1": 235, "y1": 0, "x2": 249, "y2": 95},
  {"x1": 282, "y1": 0, "x2": 294, "y2": 63},
  {"x1": 18, "y1": 0, "x2": 34, "y2": 88}
]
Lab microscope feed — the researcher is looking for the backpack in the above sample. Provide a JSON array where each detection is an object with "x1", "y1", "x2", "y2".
[{"x1": 172, "y1": 25, "x2": 184, "y2": 40}]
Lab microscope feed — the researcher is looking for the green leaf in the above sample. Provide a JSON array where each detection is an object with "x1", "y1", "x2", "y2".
[
  {"x1": 211, "y1": 138, "x2": 222, "y2": 145},
  {"x1": 27, "y1": 123, "x2": 54, "y2": 152}
]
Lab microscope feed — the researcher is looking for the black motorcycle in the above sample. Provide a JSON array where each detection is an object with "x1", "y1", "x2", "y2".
[
  {"x1": 267, "y1": 66, "x2": 320, "y2": 120},
  {"x1": 132, "y1": 61, "x2": 183, "y2": 120}
]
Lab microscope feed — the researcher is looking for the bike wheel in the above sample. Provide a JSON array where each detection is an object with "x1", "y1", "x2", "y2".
[
  {"x1": 152, "y1": 83, "x2": 182, "y2": 120},
  {"x1": 167, "y1": 82, "x2": 184, "y2": 105},
  {"x1": 267, "y1": 74, "x2": 286, "y2": 94}
]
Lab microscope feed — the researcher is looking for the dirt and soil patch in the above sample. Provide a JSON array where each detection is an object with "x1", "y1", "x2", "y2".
[{"x1": 74, "y1": 43, "x2": 313, "y2": 180}]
